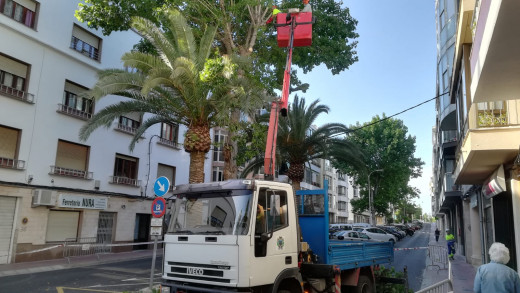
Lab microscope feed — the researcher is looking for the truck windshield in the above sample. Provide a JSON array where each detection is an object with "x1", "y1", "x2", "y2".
[{"x1": 167, "y1": 189, "x2": 253, "y2": 236}]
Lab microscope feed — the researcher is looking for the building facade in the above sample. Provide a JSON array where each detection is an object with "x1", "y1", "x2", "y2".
[
  {"x1": 432, "y1": 0, "x2": 520, "y2": 270},
  {"x1": 0, "y1": 0, "x2": 212, "y2": 264}
]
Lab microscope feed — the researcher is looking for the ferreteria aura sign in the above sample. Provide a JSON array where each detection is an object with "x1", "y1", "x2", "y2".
[{"x1": 58, "y1": 194, "x2": 108, "y2": 210}]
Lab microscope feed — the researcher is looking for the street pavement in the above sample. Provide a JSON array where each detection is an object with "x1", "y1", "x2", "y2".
[
  {"x1": 421, "y1": 222, "x2": 477, "y2": 292},
  {"x1": 0, "y1": 224, "x2": 478, "y2": 292}
]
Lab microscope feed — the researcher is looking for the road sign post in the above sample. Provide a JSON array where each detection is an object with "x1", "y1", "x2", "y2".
[
  {"x1": 149, "y1": 215, "x2": 163, "y2": 290},
  {"x1": 149, "y1": 178, "x2": 168, "y2": 291}
]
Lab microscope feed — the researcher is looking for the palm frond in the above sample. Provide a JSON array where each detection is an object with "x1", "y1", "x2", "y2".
[
  {"x1": 166, "y1": 10, "x2": 197, "y2": 63},
  {"x1": 131, "y1": 16, "x2": 178, "y2": 69}
]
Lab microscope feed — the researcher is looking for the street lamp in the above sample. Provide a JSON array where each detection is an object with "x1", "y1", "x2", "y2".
[{"x1": 368, "y1": 169, "x2": 383, "y2": 226}]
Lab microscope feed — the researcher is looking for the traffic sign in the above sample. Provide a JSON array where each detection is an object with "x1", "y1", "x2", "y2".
[
  {"x1": 151, "y1": 197, "x2": 166, "y2": 218},
  {"x1": 154, "y1": 176, "x2": 170, "y2": 197}
]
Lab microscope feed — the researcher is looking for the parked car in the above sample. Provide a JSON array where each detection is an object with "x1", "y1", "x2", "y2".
[
  {"x1": 337, "y1": 231, "x2": 382, "y2": 242},
  {"x1": 352, "y1": 223, "x2": 371, "y2": 228},
  {"x1": 393, "y1": 224, "x2": 414, "y2": 236},
  {"x1": 377, "y1": 226, "x2": 404, "y2": 240},
  {"x1": 353, "y1": 227, "x2": 397, "y2": 243},
  {"x1": 330, "y1": 224, "x2": 353, "y2": 231}
]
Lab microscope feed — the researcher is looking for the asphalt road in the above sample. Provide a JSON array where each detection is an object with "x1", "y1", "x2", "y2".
[
  {"x1": 391, "y1": 222, "x2": 431, "y2": 291},
  {"x1": 0, "y1": 256, "x2": 163, "y2": 293}
]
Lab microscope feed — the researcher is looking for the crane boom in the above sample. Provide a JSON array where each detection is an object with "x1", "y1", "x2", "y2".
[{"x1": 264, "y1": 11, "x2": 313, "y2": 180}]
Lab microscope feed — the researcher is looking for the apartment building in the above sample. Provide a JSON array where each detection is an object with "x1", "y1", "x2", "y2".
[
  {"x1": 432, "y1": 0, "x2": 520, "y2": 270},
  {"x1": 0, "y1": 1, "x2": 212, "y2": 264}
]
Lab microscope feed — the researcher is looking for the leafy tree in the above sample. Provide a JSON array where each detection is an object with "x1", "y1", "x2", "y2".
[
  {"x1": 76, "y1": 0, "x2": 359, "y2": 179},
  {"x1": 337, "y1": 115, "x2": 424, "y2": 218},
  {"x1": 239, "y1": 96, "x2": 364, "y2": 191},
  {"x1": 79, "y1": 9, "x2": 252, "y2": 183}
]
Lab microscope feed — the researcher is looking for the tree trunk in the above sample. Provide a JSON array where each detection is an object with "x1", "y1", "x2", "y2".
[
  {"x1": 223, "y1": 110, "x2": 241, "y2": 180},
  {"x1": 189, "y1": 151, "x2": 206, "y2": 184}
]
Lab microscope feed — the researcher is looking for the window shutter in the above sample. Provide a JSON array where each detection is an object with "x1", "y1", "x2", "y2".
[{"x1": 45, "y1": 211, "x2": 80, "y2": 242}]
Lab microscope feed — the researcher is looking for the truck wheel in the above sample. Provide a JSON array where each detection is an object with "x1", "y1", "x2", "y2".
[{"x1": 356, "y1": 275, "x2": 373, "y2": 293}]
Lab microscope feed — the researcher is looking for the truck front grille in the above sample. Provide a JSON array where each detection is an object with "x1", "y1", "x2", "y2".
[{"x1": 167, "y1": 261, "x2": 232, "y2": 283}]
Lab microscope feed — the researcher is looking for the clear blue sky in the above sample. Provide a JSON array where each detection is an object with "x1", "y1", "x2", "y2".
[{"x1": 297, "y1": 0, "x2": 437, "y2": 214}]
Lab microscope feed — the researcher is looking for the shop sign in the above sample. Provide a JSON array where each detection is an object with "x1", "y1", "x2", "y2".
[
  {"x1": 58, "y1": 194, "x2": 108, "y2": 209},
  {"x1": 482, "y1": 165, "x2": 506, "y2": 199}
]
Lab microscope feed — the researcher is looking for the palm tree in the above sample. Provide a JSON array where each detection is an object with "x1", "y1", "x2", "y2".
[
  {"x1": 79, "y1": 9, "x2": 249, "y2": 183},
  {"x1": 240, "y1": 95, "x2": 365, "y2": 191}
]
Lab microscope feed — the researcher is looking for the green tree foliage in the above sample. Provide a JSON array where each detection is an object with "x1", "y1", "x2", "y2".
[
  {"x1": 336, "y1": 115, "x2": 424, "y2": 217},
  {"x1": 78, "y1": 9, "x2": 252, "y2": 183},
  {"x1": 75, "y1": 0, "x2": 359, "y2": 90},
  {"x1": 239, "y1": 96, "x2": 364, "y2": 191}
]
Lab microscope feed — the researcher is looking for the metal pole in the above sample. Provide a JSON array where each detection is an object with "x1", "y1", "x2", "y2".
[
  {"x1": 368, "y1": 169, "x2": 383, "y2": 226},
  {"x1": 150, "y1": 235, "x2": 158, "y2": 290},
  {"x1": 368, "y1": 174, "x2": 372, "y2": 226}
]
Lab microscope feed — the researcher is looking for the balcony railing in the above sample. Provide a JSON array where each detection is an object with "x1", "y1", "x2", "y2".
[
  {"x1": 441, "y1": 130, "x2": 458, "y2": 144},
  {"x1": 70, "y1": 36, "x2": 100, "y2": 61},
  {"x1": 116, "y1": 123, "x2": 138, "y2": 135},
  {"x1": 110, "y1": 176, "x2": 141, "y2": 187},
  {"x1": 0, "y1": 84, "x2": 35, "y2": 103},
  {"x1": 475, "y1": 101, "x2": 519, "y2": 128},
  {"x1": 50, "y1": 166, "x2": 93, "y2": 179},
  {"x1": 443, "y1": 172, "x2": 460, "y2": 192},
  {"x1": 57, "y1": 104, "x2": 92, "y2": 120},
  {"x1": 157, "y1": 137, "x2": 181, "y2": 149},
  {"x1": 0, "y1": 157, "x2": 25, "y2": 170}
]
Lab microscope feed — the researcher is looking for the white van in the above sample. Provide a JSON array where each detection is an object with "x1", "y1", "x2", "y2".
[{"x1": 329, "y1": 224, "x2": 353, "y2": 231}]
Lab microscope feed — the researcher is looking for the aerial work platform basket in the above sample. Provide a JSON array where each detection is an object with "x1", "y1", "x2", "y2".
[{"x1": 276, "y1": 12, "x2": 313, "y2": 47}]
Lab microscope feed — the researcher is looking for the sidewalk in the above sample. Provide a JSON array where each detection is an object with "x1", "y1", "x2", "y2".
[
  {"x1": 421, "y1": 223, "x2": 476, "y2": 292},
  {"x1": 0, "y1": 249, "x2": 160, "y2": 277}
]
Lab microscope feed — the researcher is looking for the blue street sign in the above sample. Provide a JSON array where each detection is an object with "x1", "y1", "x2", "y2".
[
  {"x1": 154, "y1": 176, "x2": 170, "y2": 197},
  {"x1": 151, "y1": 197, "x2": 166, "y2": 218}
]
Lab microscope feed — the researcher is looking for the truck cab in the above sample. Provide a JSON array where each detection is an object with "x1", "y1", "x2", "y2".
[{"x1": 163, "y1": 179, "x2": 302, "y2": 293}]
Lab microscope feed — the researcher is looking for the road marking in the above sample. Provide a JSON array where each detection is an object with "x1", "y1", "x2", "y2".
[
  {"x1": 394, "y1": 247, "x2": 429, "y2": 251},
  {"x1": 56, "y1": 287, "x2": 120, "y2": 293}
]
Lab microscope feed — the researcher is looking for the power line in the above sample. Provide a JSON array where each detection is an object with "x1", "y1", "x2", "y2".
[{"x1": 334, "y1": 91, "x2": 448, "y2": 137}]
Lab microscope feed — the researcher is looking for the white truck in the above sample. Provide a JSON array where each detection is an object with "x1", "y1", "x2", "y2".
[{"x1": 161, "y1": 179, "x2": 393, "y2": 293}]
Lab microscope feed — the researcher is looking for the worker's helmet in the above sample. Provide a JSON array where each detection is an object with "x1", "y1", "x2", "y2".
[{"x1": 445, "y1": 229, "x2": 449, "y2": 232}]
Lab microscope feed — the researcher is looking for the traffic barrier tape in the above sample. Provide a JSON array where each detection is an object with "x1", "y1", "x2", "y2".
[
  {"x1": 5, "y1": 241, "x2": 165, "y2": 256},
  {"x1": 394, "y1": 247, "x2": 429, "y2": 251}
]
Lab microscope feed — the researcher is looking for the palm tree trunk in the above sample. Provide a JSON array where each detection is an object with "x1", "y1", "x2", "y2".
[{"x1": 189, "y1": 151, "x2": 206, "y2": 183}]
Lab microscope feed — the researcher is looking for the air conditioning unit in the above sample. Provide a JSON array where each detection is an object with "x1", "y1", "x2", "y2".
[{"x1": 32, "y1": 190, "x2": 57, "y2": 207}]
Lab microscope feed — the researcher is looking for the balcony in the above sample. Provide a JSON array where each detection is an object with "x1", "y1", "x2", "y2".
[
  {"x1": 57, "y1": 104, "x2": 92, "y2": 120},
  {"x1": 50, "y1": 166, "x2": 93, "y2": 179},
  {"x1": 0, "y1": 157, "x2": 25, "y2": 170},
  {"x1": 440, "y1": 172, "x2": 462, "y2": 210},
  {"x1": 454, "y1": 100, "x2": 520, "y2": 184},
  {"x1": 109, "y1": 176, "x2": 141, "y2": 187},
  {"x1": 157, "y1": 137, "x2": 181, "y2": 150},
  {"x1": 0, "y1": 84, "x2": 35, "y2": 103},
  {"x1": 115, "y1": 123, "x2": 138, "y2": 135},
  {"x1": 470, "y1": 0, "x2": 520, "y2": 104},
  {"x1": 439, "y1": 103, "x2": 457, "y2": 130},
  {"x1": 70, "y1": 36, "x2": 100, "y2": 61}
]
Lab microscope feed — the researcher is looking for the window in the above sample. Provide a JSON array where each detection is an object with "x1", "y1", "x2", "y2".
[
  {"x1": 0, "y1": 54, "x2": 32, "y2": 102},
  {"x1": 256, "y1": 187, "x2": 289, "y2": 235},
  {"x1": 213, "y1": 130, "x2": 227, "y2": 162},
  {"x1": 157, "y1": 164, "x2": 176, "y2": 190},
  {"x1": 117, "y1": 113, "x2": 141, "y2": 134},
  {"x1": 70, "y1": 24, "x2": 101, "y2": 61},
  {"x1": 158, "y1": 123, "x2": 179, "y2": 148},
  {"x1": 53, "y1": 140, "x2": 91, "y2": 179},
  {"x1": 212, "y1": 166, "x2": 223, "y2": 182},
  {"x1": 0, "y1": 124, "x2": 23, "y2": 169},
  {"x1": 45, "y1": 211, "x2": 80, "y2": 242},
  {"x1": 114, "y1": 154, "x2": 138, "y2": 181},
  {"x1": 58, "y1": 81, "x2": 93, "y2": 120},
  {"x1": 0, "y1": 0, "x2": 37, "y2": 28}
]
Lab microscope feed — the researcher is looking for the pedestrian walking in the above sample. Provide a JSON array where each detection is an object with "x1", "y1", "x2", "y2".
[
  {"x1": 445, "y1": 228, "x2": 455, "y2": 260},
  {"x1": 474, "y1": 242, "x2": 520, "y2": 293},
  {"x1": 434, "y1": 227, "x2": 440, "y2": 242}
]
